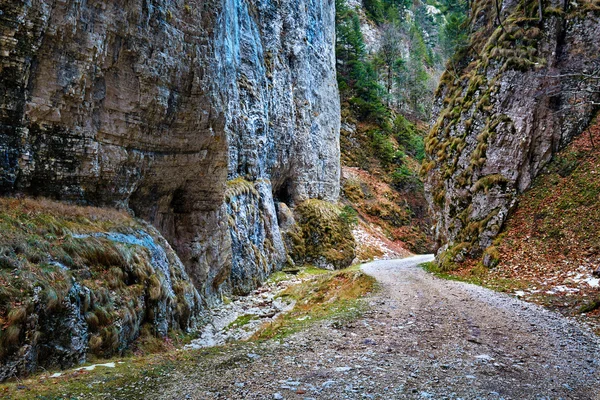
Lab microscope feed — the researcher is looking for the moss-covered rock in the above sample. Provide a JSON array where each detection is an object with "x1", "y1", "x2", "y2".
[
  {"x1": 424, "y1": 0, "x2": 600, "y2": 266},
  {"x1": 292, "y1": 200, "x2": 356, "y2": 270},
  {"x1": 0, "y1": 197, "x2": 204, "y2": 381}
]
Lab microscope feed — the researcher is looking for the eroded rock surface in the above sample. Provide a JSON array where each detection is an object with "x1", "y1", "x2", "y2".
[
  {"x1": 0, "y1": 0, "x2": 339, "y2": 378},
  {"x1": 424, "y1": 1, "x2": 600, "y2": 265}
]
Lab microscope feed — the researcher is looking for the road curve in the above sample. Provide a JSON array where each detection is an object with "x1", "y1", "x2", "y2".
[
  {"x1": 142, "y1": 255, "x2": 600, "y2": 400},
  {"x1": 360, "y1": 255, "x2": 600, "y2": 399}
]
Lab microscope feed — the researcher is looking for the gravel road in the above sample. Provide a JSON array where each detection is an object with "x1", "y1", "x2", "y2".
[{"x1": 150, "y1": 255, "x2": 600, "y2": 400}]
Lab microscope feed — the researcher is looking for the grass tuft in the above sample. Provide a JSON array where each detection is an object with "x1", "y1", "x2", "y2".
[{"x1": 253, "y1": 268, "x2": 376, "y2": 340}]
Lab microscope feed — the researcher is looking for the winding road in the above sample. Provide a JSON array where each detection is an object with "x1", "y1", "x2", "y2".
[{"x1": 148, "y1": 255, "x2": 600, "y2": 399}]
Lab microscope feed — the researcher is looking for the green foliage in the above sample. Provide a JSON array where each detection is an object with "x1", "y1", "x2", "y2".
[
  {"x1": 440, "y1": 11, "x2": 469, "y2": 58},
  {"x1": 370, "y1": 131, "x2": 396, "y2": 166},
  {"x1": 391, "y1": 165, "x2": 422, "y2": 191},
  {"x1": 363, "y1": 0, "x2": 386, "y2": 23},
  {"x1": 435, "y1": 0, "x2": 469, "y2": 59},
  {"x1": 336, "y1": 0, "x2": 391, "y2": 124},
  {"x1": 392, "y1": 115, "x2": 425, "y2": 160},
  {"x1": 339, "y1": 205, "x2": 359, "y2": 226}
]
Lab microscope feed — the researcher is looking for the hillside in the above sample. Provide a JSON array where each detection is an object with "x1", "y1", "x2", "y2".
[
  {"x1": 336, "y1": 0, "x2": 468, "y2": 256},
  {"x1": 424, "y1": 0, "x2": 600, "y2": 267}
]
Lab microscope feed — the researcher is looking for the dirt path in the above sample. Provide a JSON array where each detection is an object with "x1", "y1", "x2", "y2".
[{"x1": 146, "y1": 255, "x2": 599, "y2": 399}]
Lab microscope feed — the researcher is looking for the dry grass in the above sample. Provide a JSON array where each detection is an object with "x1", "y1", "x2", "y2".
[
  {"x1": 0, "y1": 196, "x2": 174, "y2": 363},
  {"x1": 253, "y1": 268, "x2": 376, "y2": 340}
]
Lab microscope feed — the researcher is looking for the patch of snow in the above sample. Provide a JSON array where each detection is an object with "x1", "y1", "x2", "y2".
[
  {"x1": 546, "y1": 285, "x2": 580, "y2": 294},
  {"x1": 584, "y1": 277, "x2": 600, "y2": 288},
  {"x1": 49, "y1": 362, "x2": 119, "y2": 378},
  {"x1": 74, "y1": 362, "x2": 116, "y2": 372}
]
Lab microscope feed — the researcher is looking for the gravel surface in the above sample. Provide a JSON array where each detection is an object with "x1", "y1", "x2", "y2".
[{"x1": 150, "y1": 255, "x2": 600, "y2": 399}]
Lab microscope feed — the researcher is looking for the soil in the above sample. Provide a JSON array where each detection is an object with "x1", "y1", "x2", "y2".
[{"x1": 143, "y1": 255, "x2": 600, "y2": 399}]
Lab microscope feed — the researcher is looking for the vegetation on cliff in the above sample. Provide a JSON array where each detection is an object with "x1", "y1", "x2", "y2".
[
  {"x1": 427, "y1": 116, "x2": 600, "y2": 333},
  {"x1": 0, "y1": 198, "x2": 202, "y2": 380},
  {"x1": 335, "y1": 0, "x2": 468, "y2": 255},
  {"x1": 291, "y1": 200, "x2": 357, "y2": 270},
  {"x1": 424, "y1": 0, "x2": 600, "y2": 268}
]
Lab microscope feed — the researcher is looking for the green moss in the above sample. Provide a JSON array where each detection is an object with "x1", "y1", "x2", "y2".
[
  {"x1": 342, "y1": 179, "x2": 364, "y2": 202},
  {"x1": 437, "y1": 242, "x2": 470, "y2": 271},
  {"x1": 254, "y1": 268, "x2": 376, "y2": 340},
  {"x1": 472, "y1": 174, "x2": 508, "y2": 193},
  {"x1": 226, "y1": 314, "x2": 258, "y2": 331},
  {"x1": 579, "y1": 297, "x2": 600, "y2": 314},
  {"x1": 433, "y1": 188, "x2": 446, "y2": 208},
  {"x1": 293, "y1": 200, "x2": 356, "y2": 270},
  {"x1": 482, "y1": 245, "x2": 500, "y2": 268}
]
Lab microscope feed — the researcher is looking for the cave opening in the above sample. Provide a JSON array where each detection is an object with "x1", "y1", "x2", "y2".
[{"x1": 273, "y1": 179, "x2": 294, "y2": 206}]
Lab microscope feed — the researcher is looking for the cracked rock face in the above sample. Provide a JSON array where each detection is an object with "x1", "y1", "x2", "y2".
[
  {"x1": 0, "y1": 0, "x2": 340, "y2": 297},
  {"x1": 0, "y1": 0, "x2": 339, "y2": 377},
  {"x1": 424, "y1": 1, "x2": 600, "y2": 265}
]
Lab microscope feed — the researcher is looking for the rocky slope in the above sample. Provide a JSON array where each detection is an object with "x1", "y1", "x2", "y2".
[
  {"x1": 440, "y1": 117, "x2": 600, "y2": 333},
  {"x1": 0, "y1": 0, "x2": 341, "y2": 378},
  {"x1": 0, "y1": 198, "x2": 204, "y2": 381},
  {"x1": 424, "y1": 0, "x2": 600, "y2": 267}
]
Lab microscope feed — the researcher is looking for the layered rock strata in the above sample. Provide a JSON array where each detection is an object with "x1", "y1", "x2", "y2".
[{"x1": 0, "y1": 0, "x2": 340, "y2": 376}]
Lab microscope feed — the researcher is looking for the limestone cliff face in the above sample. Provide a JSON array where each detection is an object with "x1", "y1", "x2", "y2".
[
  {"x1": 424, "y1": 0, "x2": 600, "y2": 266},
  {"x1": 218, "y1": 0, "x2": 341, "y2": 293},
  {"x1": 0, "y1": 0, "x2": 339, "y2": 297},
  {"x1": 0, "y1": 0, "x2": 339, "y2": 377}
]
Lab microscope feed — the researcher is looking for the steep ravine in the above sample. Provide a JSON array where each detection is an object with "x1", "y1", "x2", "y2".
[{"x1": 0, "y1": 0, "x2": 342, "y2": 379}]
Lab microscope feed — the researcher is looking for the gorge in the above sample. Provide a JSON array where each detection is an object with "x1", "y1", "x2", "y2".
[
  {"x1": 1, "y1": 0, "x2": 347, "y2": 379},
  {"x1": 1, "y1": 0, "x2": 600, "y2": 393}
]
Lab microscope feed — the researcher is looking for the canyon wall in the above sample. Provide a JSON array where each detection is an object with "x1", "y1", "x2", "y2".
[
  {"x1": 424, "y1": 0, "x2": 600, "y2": 267},
  {"x1": 0, "y1": 0, "x2": 339, "y2": 377},
  {"x1": 0, "y1": 0, "x2": 339, "y2": 295}
]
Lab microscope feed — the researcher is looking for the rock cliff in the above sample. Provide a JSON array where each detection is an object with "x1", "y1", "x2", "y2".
[
  {"x1": 424, "y1": 0, "x2": 600, "y2": 267},
  {"x1": 0, "y1": 0, "x2": 339, "y2": 377},
  {"x1": 1, "y1": 0, "x2": 339, "y2": 294}
]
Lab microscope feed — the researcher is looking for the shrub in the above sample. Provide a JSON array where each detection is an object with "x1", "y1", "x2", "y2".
[
  {"x1": 339, "y1": 206, "x2": 359, "y2": 226},
  {"x1": 391, "y1": 165, "x2": 422, "y2": 191},
  {"x1": 294, "y1": 200, "x2": 356, "y2": 270}
]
